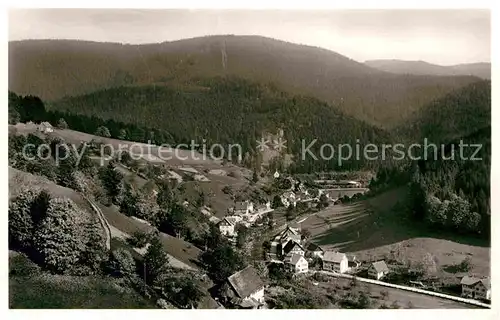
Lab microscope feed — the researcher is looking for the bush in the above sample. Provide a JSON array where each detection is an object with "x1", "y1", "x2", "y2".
[{"x1": 127, "y1": 230, "x2": 152, "y2": 248}]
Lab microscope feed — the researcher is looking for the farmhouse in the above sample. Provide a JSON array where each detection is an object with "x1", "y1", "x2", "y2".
[
  {"x1": 232, "y1": 201, "x2": 254, "y2": 216},
  {"x1": 460, "y1": 276, "x2": 491, "y2": 301},
  {"x1": 368, "y1": 260, "x2": 390, "y2": 280},
  {"x1": 227, "y1": 266, "x2": 266, "y2": 309},
  {"x1": 322, "y1": 251, "x2": 349, "y2": 274},
  {"x1": 284, "y1": 254, "x2": 309, "y2": 274},
  {"x1": 275, "y1": 225, "x2": 301, "y2": 244},
  {"x1": 218, "y1": 216, "x2": 240, "y2": 237},
  {"x1": 282, "y1": 241, "x2": 305, "y2": 257}
]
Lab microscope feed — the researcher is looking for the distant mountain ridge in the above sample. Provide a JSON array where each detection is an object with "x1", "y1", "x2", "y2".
[
  {"x1": 9, "y1": 36, "x2": 480, "y2": 128},
  {"x1": 365, "y1": 59, "x2": 490, "y2": 79}
]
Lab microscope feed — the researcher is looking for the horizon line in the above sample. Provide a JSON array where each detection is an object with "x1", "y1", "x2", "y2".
[{"x1": 8, "y1": 34, "x2": 491, "y2": 67}]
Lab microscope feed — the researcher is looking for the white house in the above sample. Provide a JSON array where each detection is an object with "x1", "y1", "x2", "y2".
[
  {"x1": 322, "y1": 251, "x2": 349, "y2": 274},
  {"x1": 285, "y1": 254, "x2": 309, "y2": 274},
  {"x1": 218, "y1": 217, "x2": 240, "y2": 237},
  {"x1": 38, "y1": 122, "x2": 53, "y2": 133},
  {"x1": 368, "y1": 260, "x2": 390, "y2": 280},
  {"x1": 227, "y1": 266, "x2": 265, "y2": 309},
  {"x1": 461, "y1": 276, "x2": 491, "y2": 301}
]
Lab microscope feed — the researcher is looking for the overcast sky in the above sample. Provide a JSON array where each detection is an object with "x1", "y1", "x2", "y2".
[{"x1": 9, "y1": 9, "x2": 490, "y2": 65}]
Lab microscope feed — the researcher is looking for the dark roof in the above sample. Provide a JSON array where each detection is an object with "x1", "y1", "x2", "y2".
[
  {"x1": 227, "y1": 266, "x2": 265, "y2": 299},
  {"x1": 323, "y1": 251, "x2": 347, "y2": 263},
  {"x1": 371, "y1": 260, "x2": 389, "y2": 273},
  {"x1": 461, "y1": 276, "x2": 491, "y2": 288},
  {"x1": 283, "y1": 240, "x2": 304, "y2": 255},
  {"x1": 306, "y1": 242, "x2": 324, "y2": 252}
]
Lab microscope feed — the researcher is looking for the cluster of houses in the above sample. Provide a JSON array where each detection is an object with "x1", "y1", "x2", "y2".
[
  {"x1": 268, "y1": 223, "x2": 393, "y2": 281},
  {"x1": 218, "y1": 200, "x2": 274, "y2": 238}
]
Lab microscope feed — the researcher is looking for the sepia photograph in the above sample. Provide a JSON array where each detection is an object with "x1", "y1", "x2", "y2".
[{"x1": 6, "y1": 6, "x2": 492, "y2": 310}]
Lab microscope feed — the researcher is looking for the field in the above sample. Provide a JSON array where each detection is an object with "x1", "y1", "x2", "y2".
[
  {"x1": 99, "y1": 203, "x2": 202, "y2": 269},
  {"x1": 301, "y1": 187, "x2": 490, "y2": 279},
  {"x1": 313, "y1": 276, "x2": 478, "y2": 309},
  {"x1": 9, "y1": 251, "x2": 155, "y2": 309},
  {"x1": 8, "y1": 166, "x2": 94, "y2": 217}
]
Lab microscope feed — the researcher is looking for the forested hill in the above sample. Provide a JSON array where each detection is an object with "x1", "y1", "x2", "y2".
[
  {"x1": 365, "y1": 60, "x2": 491, "y2": 79},
  {"x1": 9, "y1": 36, "x2": 479, "y2": 127},
  {"x1": 11, "y1": 77, "x2": 394, "y2": 172},
  {"x1": 408, "y1": 125, "x2": 491, "y2": 238},
  {"x1": 395, "y1": 80, "x2": 491, "y2": 144}
]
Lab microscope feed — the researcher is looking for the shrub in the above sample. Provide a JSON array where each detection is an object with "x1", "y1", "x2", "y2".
[
  {"x1": 127, "y1": 230, "x2": 151, "y2": 248},
  {"x1": 109, "y1": 248, "x2": 136, "y2": 277}
]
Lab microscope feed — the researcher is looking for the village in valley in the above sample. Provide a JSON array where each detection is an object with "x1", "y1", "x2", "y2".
[{"x1": 8, "y1": 9, "x2": 491, "y2": 311}]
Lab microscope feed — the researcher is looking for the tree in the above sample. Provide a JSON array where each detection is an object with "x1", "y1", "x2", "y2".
[
  {"x1": 127, "y1": 230, "x2": 151, "y2": 248},
  {"x1": 56, "y1": 118, "x2": 69, "y2": 129},
  {"x1": 235, "y1": 224, "x2": 249, "y2": 249},
  {"x1": 463, "y1": 211, "x2": 481, "y2": 233},
  {"x1": 200, "y1": 244, "x2": 245, "y2": 282},
  {"x1": 143, "y1": 235, "x2": 169, "y2": 285},
  {"x1": 32, "y1": 198, "x2": 85, "y2": 274},
  {"x1": 160, "y1": 275, "x2": 205, "y2": 308},
  {"x1": 109, "y1": 248, "x2": 136, "y2": 277},
  {"x1": 317, "y1": 193, "x2": 329, "y2": 209},
  {"x1": 8, "y1": 189, "x2": 46, "y2": 249},
  {"x1": 95, "y1": 126, "x2": 111, "y2": 138},
  {"x1": 285, "y1": 204, "x2": 295, "y2": 221},
  {"x1": 99, "y1": 162, "x2": 124, "y2": 204},
  {"x1": 272, "y1": 195, "x2": 284, "y2": 209},
  {"x1": 252, "y1": 170, "x2": 259, "y2": 183},
  {"x1": 300, "y1": 228, "x2": 311, "y2": 241},
  {"x1": 458, "y1": 256, "x2": 473, "y2": 272},
  {"x1": 118, "y1": 129, "x2": 128, "y2": 140}
]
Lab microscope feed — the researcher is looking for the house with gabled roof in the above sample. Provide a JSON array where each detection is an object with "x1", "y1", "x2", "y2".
[
  {"x1": 461, "y1": 276, "x2": 491, "y2": 301},
  {"x1": 284, "y1": 254, "x2": 309, "y2": 274},
  {"x1": 37, "y1": 121, "x2": 53, "y2": 133},
  {"x1": 368, "y1": 260, "x2": 390, "y2": 280},
  {"x1": 275, "y1": 225, "x2": 301, "y2": 244},
  {"x1": 218, "y1": 216, "x2": 241, "y2": 237},
  {"x1": 232, "y1": 201, "x2": 254, "y2": 216},
  {"x1": 282, "y1": 240, "x2": 305, "y2": 258},
  {"x1": 227, "y1": 266, "x2": 265, "y2": 308},
  {"x1": 322, "y1": 251, "x2": 349, "y2": 274}
]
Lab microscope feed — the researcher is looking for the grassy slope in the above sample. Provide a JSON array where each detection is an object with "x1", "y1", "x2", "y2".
[
  {"x1": 9, "y1": 251, "x2": 155, "y2": 309},
  {"x1": 302, "y1": 187, "x2": 490, "y2": 279},
  {"x1": 8, "y1": 166, "x2": 93, "y2": 216}
]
